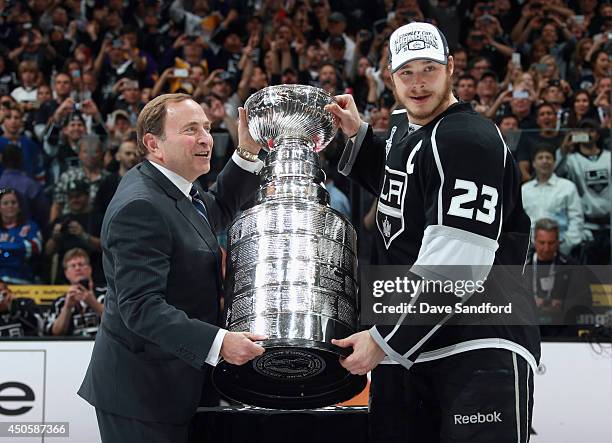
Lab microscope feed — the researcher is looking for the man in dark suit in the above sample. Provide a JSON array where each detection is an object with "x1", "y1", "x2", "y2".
[{"x1": 78, "y1": 93, "x2": 266, "y2": 442}]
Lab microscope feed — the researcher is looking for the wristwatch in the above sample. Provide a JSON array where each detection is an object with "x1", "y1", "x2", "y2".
[{"x1": 236, "y1": 146, "x2": 259, "y2": 162}]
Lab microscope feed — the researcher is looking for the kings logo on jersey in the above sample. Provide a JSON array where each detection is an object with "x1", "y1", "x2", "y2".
[
  {"x1": 376, "y1": 164, "x2": 408, "y2": 249},
  {"x1": 585, "y1": 168, "x2": 609, "y2": 193}
]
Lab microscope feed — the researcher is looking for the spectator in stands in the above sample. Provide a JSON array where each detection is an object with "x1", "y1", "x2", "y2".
[
  {"x1": 10, "y1": 60, "x2": 38, "y2": 109},
  {"x1": 0, "y1": 105, "x2": 45, "y2": 182},
  {"x1": 522, "y1": 146, "x2": 584, "y2": 257},
  {"x1": 200, "y1": 94, "x2": 237, "y2": 179},
  {"x1": 50, "y1": 134, "x2": 108, "y2": 222},
  {"x1": 94, "y1": 36, "x2": 143, "y2": 102},
  {"x1": 0, "y1": 54, "x2": 17, "y2": 97},
  {"x1": 517, "y1": 103, "x2": 565, "y2": 181},
  {"x1": 566, "y1": 89, "x2": 598, "y2": 128},
  {"x1": 46, "y1": 177, "x2": 103, "y2": 284},
  {"x1": 580, "y1": 47, "x2": 610, "y2": 92},
  {"x1": 0, "y1": 279, "x2": 42, "y2": 337},
  {"x1": 473, "y1": 70, "x2": 499, "y2": 115},
  {"x1": 451, "y1": 47, "x2": 469, "y2": 81},
  {"x1": 556, "y1": 119, "x2": 610, "y2": 265},
  {"x1": 541, "y1": 81, "x2": 570, "y2": 129},
  {"x1": 322, "y1": 159, "x2": 351, "y2": 219},
  {"x1": 106, "y1": 109, "x2": 133, "y2": 155},
  {"x1": 456, "y1": 74, "x2": 477, "y2": 103},
  {"x1": 45, "y1": 248, "x2": 105, "y2": 337},
  {"x1": 498, "y1": 113, "x2": 521, "y2": 152},
  {"x1": 102, "y1": 77, "x2": 143, "y2": 125},
  {"x1": 0, "y1": 188, "x2": 42, "y2": 284},
  {"x1": 318, "y1": 62, "x2": 343, "y2": 95},
  {"x1": 95, "y1": 136, "x2": 142, "y2": 216},
  {"x1": 33, "y1": 72, "x2": 73, "y2": 140},
  {"x1": 43, "y1": 111, "x2": 86, "y2": 186},
  {"x1": 0, "y1": 144, "x2": 49, "y2": 227},
  {"x1": 7, "y1": 26, "x2": 56, "y2": 75},
  {"x1": 525, "y1": 218, "x2": 575, "y2": 329},
  {"x1": 592, "y1": 77, "x2": 611, "y2": 127}
]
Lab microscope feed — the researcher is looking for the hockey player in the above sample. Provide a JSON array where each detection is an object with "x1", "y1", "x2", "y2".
[{"x1": 326, "y1": 22, "x2": 541, "y2": 443}]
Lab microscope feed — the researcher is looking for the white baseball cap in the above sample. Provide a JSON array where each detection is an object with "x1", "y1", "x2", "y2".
[{"x1": 388, "y1": 22, "x2": 449, "y2": 73}]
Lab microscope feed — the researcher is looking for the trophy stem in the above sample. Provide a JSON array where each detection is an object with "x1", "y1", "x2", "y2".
[{"x1": 258, "y1": 138, "x2": 329, "y2": 205}]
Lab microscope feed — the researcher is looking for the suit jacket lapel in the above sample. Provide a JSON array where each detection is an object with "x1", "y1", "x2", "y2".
[{"x1": 139, "y1": 161, "x2": 220, "y2": 256}]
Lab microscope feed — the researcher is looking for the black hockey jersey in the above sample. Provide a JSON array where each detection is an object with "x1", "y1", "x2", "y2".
[{"x1": 339, "y1": 102, "x2": 541, "y2": 370}]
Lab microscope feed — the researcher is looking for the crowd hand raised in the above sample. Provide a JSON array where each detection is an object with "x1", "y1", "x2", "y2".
[
  {"x1": 220, "y1": 331, "x2": 266, "y2": 365},
  {"x1": 324, "y1": 94, "x2": 363, "y2": 138},
  {"x1": 331, "y1": 330, "x2": 385, "y2": 375}
]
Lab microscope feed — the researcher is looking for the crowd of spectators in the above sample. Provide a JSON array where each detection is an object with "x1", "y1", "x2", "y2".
[{"x1": 0, "y1": 0, "x2": 610, "y2": 337}]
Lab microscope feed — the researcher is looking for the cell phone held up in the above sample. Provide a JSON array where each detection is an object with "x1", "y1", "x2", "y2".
[
  {"x1": 571, "y1": 132, "x2": 589, "y2": 144},
  {"x1": 173, "y1": 68, "x2": 189, "y2": 78}
]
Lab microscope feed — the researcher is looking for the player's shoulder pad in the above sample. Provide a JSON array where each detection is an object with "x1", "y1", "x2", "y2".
[{"x1": 432, "y1": 112, "x2": 504, "y2": 155}]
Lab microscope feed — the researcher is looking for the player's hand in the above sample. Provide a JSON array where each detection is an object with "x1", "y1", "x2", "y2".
[
  {"x1": 332, "y1": 330, "x2": 385, "y2": 375},
  {"x1": 324, "y1": 94, "x2": 363, "y2": 138},
  {"x1": 220, "y1": 331, "x2": 266, "y2": 365}
]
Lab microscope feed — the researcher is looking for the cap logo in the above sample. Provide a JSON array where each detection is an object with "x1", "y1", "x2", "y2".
[{"x1": 394, "y1": 30, "x2": 439, "y2": 55}]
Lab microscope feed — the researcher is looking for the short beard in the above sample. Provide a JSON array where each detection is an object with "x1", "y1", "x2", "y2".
[{"x1": 401, "y1": 67, "x2": 455, "y2": 124}]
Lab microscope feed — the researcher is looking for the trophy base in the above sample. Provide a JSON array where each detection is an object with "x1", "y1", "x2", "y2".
[{"x1": 212, "y1": 339, "x2": 367, "y2": 410}]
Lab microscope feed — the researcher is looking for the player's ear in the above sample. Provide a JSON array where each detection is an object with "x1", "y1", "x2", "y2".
[{"x1": 447, "y1": 55, "x2": 454, "y2": 78}]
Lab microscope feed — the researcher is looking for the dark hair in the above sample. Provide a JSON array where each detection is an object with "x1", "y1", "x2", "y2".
[
  {"x1": 458, "y1": 74, "x2": 477, "y2": 84},
  {"x1": 498, "y1": 113, "x2": 519, "y2": 125},
  {"x1": 1, "y1": 144, "x2": 23, "y2": 170},
  {"x1": 0, "y1": 188, "x2": 25, "y2": 226},
  {"x1": 531, "y1": 144, "x2": 555, "y2": 159},
  {"x1": 535, "y1": 102, "x2": 555, "y2": 115},
  {"x1": 566, "y1": 89, "x2": 596, "y2": 128}
]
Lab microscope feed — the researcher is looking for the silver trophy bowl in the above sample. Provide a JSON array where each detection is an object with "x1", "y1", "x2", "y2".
[{"x1": 212, "y1": 85, "x2": 366, "y2": 409}]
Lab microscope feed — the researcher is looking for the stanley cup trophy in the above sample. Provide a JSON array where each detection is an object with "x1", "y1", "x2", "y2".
[{"x1": 212, "y1": 85, "x2": 366, "y2": 409}]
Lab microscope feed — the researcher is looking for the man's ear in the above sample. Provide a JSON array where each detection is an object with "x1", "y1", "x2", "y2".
[{"x1": 142, "y1": 133, "x2": 160, "y2": 159}]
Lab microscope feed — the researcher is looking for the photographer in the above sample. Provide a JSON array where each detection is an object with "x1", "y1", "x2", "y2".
[
  {"x1": 45, "y1": 179, "x2": 103, "y2": 284},
  {"x1": 45, "y1": 248, "x2": 105, "y2": 337},
  {"x1": 0, "y1": 279, "x2": 42, "y2": 337}
]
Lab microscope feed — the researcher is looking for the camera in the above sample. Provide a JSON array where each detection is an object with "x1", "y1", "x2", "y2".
[
  {"x1": 358, "y1": 29, "x2": 372, "y2": 40},
  {"x1": 549, "y1": 79, "x2": 560, "y2": 87},
  {"x1": 571, "y1": 132, "x2": 589, "y2": 143},
  {"x1": 73, "y1": 102, "x2": 82, "y2": 112},
  {"x1": 60, "y1": 220, "x2": 71, "y2": 235},
  {"x1": 78, "y1": 278, "x2": 90, "y2": 289}
]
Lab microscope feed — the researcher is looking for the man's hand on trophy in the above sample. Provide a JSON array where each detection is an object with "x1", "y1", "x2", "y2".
[
  {"x1": 237, "y1": 106, "x2": 262, "y2": 155},
  {"x1": 324, "y1": 94, "x2": 363, "y2": 138},
  {"x1": 220, "y1": 331, "x2": 267, "y2": 365},
  {"x1": 332, "y1": 330, "x2": 386, "y2": 375}
]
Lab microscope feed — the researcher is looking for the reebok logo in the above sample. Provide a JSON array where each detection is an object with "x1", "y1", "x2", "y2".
[{"x1": 454, "y1": 411, "x2": 502, "y2": 425}]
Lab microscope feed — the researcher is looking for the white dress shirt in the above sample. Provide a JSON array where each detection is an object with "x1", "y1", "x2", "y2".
[{"x1": 522, "y1": 173, "x2": 585, "y2": 255}]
